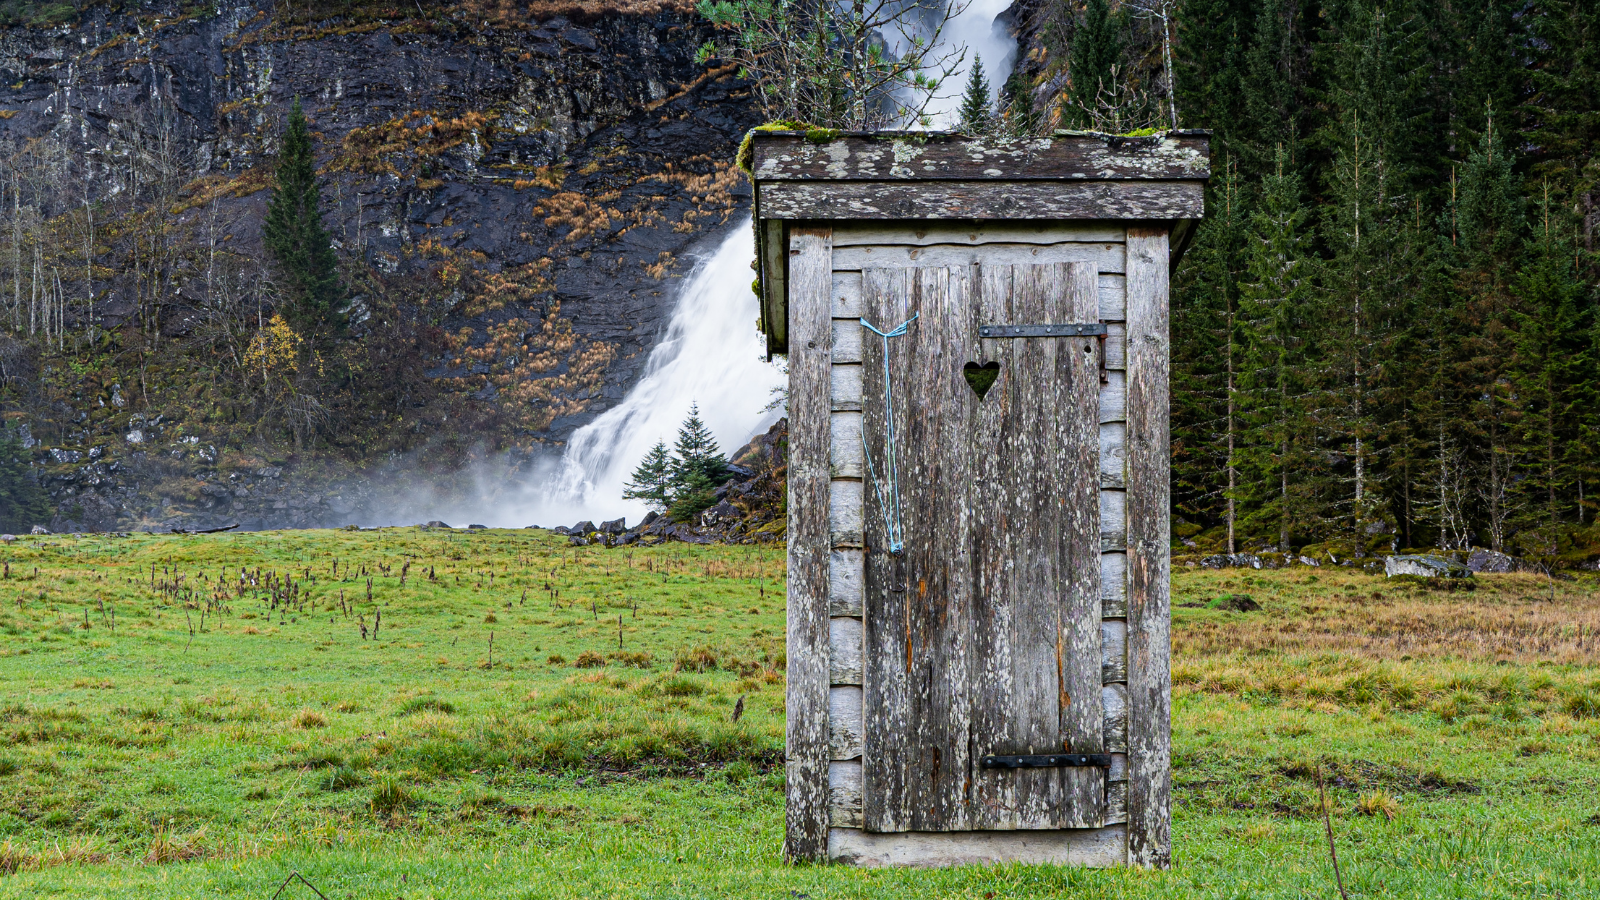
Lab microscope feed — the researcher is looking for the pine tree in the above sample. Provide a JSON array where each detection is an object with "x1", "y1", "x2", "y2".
[
  {"x1": 0, "y1": 427, "x2": 51, "y2": 532},
  {"x1": 264, "y1": 97, "x2": 345, "y2": 342},
  {"x1": 1001, "y1": 69, "x2": 1040, "y2": 136},
  {"x1": 1065, "y1": 0, "x2": 1122, "y2": 128},
  {"x1": 666, "y1": 403, "x2": 730, "y2": 520},
  {"x1": 623, "y1": 441, "x2": 674, "y2": 512},
  {"x1": 1236, "y1": 145, "x2": 1316, "y2": 552},
  {"x1": 957, "y1": 56, "x2": 993, "y2": 135}
]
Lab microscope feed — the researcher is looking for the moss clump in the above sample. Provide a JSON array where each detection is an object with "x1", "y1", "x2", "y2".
[{"x1": 735, "y1": 121, "x2": 836, "y2": 174}]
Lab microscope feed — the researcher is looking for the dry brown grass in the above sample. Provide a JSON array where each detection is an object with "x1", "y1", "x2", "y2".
[{"x1": 291, "y1": 709, "x2": 328, "y2": 729}]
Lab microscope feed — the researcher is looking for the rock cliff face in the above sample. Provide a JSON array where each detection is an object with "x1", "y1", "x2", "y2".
[{"x1": 0, "y1": 0, "x2": 761, "y2": 531}]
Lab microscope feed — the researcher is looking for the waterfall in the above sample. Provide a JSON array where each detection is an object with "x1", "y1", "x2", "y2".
[
  {"x1": 512, "y1": 222, "x2": 784, "y2": 525},
  {"x1": 921, "y1": 0, "x2": 1020, "y2": 128}
]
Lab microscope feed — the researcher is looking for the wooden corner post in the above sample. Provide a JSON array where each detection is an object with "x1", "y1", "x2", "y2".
[
  {"x1": 785, "y1": 225, "x2": 834, "y2": 862},
  {"x1": 1125, "y1": 226, "x2": 1172, "y2": 868}
]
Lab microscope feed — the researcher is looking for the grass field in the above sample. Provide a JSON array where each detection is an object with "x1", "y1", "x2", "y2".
[{"x1": 1, "y1": 528, "x2": 1597, "y2": 899}]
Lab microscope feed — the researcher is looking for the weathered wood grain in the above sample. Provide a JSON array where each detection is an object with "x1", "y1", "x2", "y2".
[
  {"x1": 831, "y1": 222, "x2": 1127, "y2": 246},
  {"x1": 1102, "y1": 683, "x2": 1128, "y2": 753},
  {"x1": 829, "y1": 548, "x2": 865, "y2": 616},
  {"x1": 1104, "y1": 323, "x2": 1126, "y2": 370},
  {"x1": 834, "y1": 242, "x2": 1124, "y2": 273},
  {"x1": 760, "y1": 181, "x2": 1205, "y2": 222},
  {"x1": 831, "y1": 412, "x2": 864, "y2": 479},
  {"x1": 827, "y1": 825, "x2": 1129, "y2": 868},
  {"x1": 831, "y1": 364, "x2": 863, "y2": 412},
  {"x1": 830, "y1": 686, "x2": 865, "y2": 760},
  {"x1": 1101, "y1": 619, "x2": 1128, "y2": 684},
  {"x1": 1100, "y1": 532, "x2": 1128, "y2": 553},
  {"x1": 829, "y1": 760, "x2": 864, "y2": 828},
  {"x1": 1100, "y1": 490, "x2": 1126, "y2": 540},
  {"x1": 762, "y1": 219, "x2": 787, "y2": 353},
  {"x1": 862, "y1": 263, "x2": 1105, "y2": 833},
  {"x1": 829, "y1": 479, "x2": 863, "y2": 548},
  {"x1": 1100, "y1": 424, "x2": 1127, "y2": 489},
  {"x1": 1100, "y1": 371, "x2": 1126, "y2": 424},
  {"x1": 833, "y1": 271, "x2": 1126, "y2": 322},
  {"x1": 750, "y1": 131, "x2": 1211, "y2": 182},
  {"x1": 1105, "y1": 781, "x2": 1129, "y2": 826},
  {"x1": 1125, "y1": 226, "x2": 1172, "y2": 869},
  {"x1": 833, "y1": 318, "x2": 863, "y2": 364},
  {"x1": 1101, "y1": 553, "x2": 1127, "y2": 617},
  {"x1": 830, "y1": 616, "x2": 864, "y2": 685},
  {"x1": 1108, "y1": 752, "x2": 1128, "y2": 782},
  {"x1": 784, "y1": 226, "x2": 834, "y2": 863}
]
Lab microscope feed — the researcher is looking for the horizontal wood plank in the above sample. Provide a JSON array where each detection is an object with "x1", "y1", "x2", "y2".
[
  {"x1": 831, "y1": 412, "x2": 863, "y2": 478},
  {"x1": 1101, "y1": 490, "x2": 1126, "y2": 539},
  {"x1": 1104, "y1": 324, "x2": 1126, "y2": 370},
  {"x1": 830, "y1": 616, "x2": 863, "y2": 685},
  {"x1": 1102, "y1": 619, "x2": 1128, "y2": 683},
  {"x1": 1101, "y1": 424, "x2": 1127, "y2": 489},
  {"x1": 1101, "y1": 371, "x2": 1126, "y2": 424},
  {"x1": 751, "y1": 131, "x2": 1210, "y2": 183},
  {"x1": 1103, "y1": 683, "x2": 1128, "y2": 753},
  {"x1": 1100, "y1": 275, "x2": 1126, "y2": 321},
  {"x1": 761, "y1": 180, "x2": 1204, "y2": 222},
  {"x1": 1108, "y1": 751, "x2": 1129, "y2": 782},
  {"x1": 834, "y1": 243, "x2": 1124, "y2": 273},
  {"x1": 833, "y1": 271, "x2": 1126, "y2": 323},
  {"x1": 832, "y1": 222, "x2": 1127, "y2": 246},
  {"x1": 829, "y1": 479, "x2": 863, "y2": 547},
  {"x1": 831, "y1": 364, "x2": 862, "y2": 412},
  {"x1": 829, "y1": 686, "x2": 864, "y2": 760},
  {"x1": 833, "y1": 272, "x2": 863, "y2": 318},
  {"x1": 834, "y1": 319, "x2": 863, "y2": 364},
  {"x1": 829, "y1": 760, "x2": 863, "y2": 828},
  {"x1": 1102, "y1": 553, "x2": 1127, "y2": 617},
  {"x1": 827, "y1": 825, "x2": 1129, "y2": 868},
  {"x1": 1106, "y1": 782, "x2": 1129, "y2": 826},
  {"x1": 829, "y1": 548, "x2": 864, "y2": 616}
]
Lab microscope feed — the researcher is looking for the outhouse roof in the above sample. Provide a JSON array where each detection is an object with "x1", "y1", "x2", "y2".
[{"x1": 748, "y1": 129, "x2": 1211, "y2": 356}]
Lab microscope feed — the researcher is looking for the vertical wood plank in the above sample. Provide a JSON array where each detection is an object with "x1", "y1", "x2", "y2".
[
  {"x1": 829, "y1": 548, "x2": 865, "y2": 616},
  {"x1": 785, "y1": 226, "x2": 833, "y2": 863},
  {"x1": 1125, "y1": 226, "x2": 1172, "y2": 869}
]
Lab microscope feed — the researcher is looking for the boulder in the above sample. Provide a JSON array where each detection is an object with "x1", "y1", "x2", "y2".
[
  {"x1": 1385, "y1": 555, "x2": 1471, "y2": 578},
  {"x1": 568, "y1": 535, "x2": 590, "y2": 546},
  {"x1": 424, "y1": 520, "x2": 450, "y2": 529},
  {"x1": 550, "y1": 525, "x2": 571, "y2": 535},
  {"x1": 1466, "y1": 548, "x2": 1526, "y2": 574},
  {"x1": 700, "y1": 499, "x2": 741, "y2": 527},
  {"x1": 571, "y1": 520, "x2": 596, "y2": 536},
  {"x1": 0, "y1": 534, "x2": 15, "y2": 542},
  {"x1": 30, "y1": 525, "x2": 50, "y2": 535},
  {"x1": 467, "y1": 523, "x2": 488, "y2": 530},
  {"x1": 640, "y1": 511, "x2": 659, "y2": 528},
  {"x1": 600, "y1": 517, "x2": 627, "y2": 534}
]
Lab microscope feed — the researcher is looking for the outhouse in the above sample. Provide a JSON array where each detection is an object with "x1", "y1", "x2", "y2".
[{"x1": 752, "y1": 130, "x2": 1210, "y2": 868}]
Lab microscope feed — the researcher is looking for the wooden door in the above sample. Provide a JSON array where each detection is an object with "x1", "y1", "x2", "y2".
[{"x1": 860, "y1": 262, "x2": 1105, "y2": 832}]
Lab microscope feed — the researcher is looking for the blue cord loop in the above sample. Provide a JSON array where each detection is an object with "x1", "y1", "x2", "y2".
[{"x1": 859, "y1": 314, "x2": 918, "y2": 555}]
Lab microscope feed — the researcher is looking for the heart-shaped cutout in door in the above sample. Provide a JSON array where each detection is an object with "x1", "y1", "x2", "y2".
[{"x1": 963, "y1": 361, "x2": 1000, "y2": 400}]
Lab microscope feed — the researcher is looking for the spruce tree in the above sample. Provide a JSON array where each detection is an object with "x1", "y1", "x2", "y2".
[
  {"x1": 1066, "y1": 0, "x2": 1122, "y2": 128},
  {"x1": 1002, "y1": 70, "x2": 1039, "y2": 136},
  {"x1": 666, "y1": 403, "x2": 730, "y2": 520},
  {"x1": 957, "y1": 56, "x2": 993, "y2": 135},
  {"x1": 0, "y1": 427, "x2": 51, "y2": 532},
  {"x1": 623, "y1": 441, "x2": 674, "y2": 512},
  {"x1": 264, "y1": 97, "x2": 346, "y2": 341},
  {"x1": 1236, "y1": 145, "x2": 1315, "y2": 552}
]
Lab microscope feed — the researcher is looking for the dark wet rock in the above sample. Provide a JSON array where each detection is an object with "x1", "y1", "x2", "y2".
[
  {"x1": 640, "y1": 510, "x2": 659, "y2": 528},
  {"x1": 600, "y1": 517, "x2": 627, "y2": 534},
  {"x1": 568, "y1": 535, "x2": 590, "y2": 546},
  {"x1": 467, "y1": 524, "x2": 488, "y2": 530},
  {"x1": 1466, "y1": 548, "x2": 1530, "y2": 574},
  {"x1": 425, "y1": 520, "x2": 451, "y2": 529},
  {"x1": 571, "y1": 520, "x2": 596, "y2": 536}
]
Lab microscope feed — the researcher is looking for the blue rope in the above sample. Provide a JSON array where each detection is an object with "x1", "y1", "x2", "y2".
[{"x1": 860, "y1": 314, "x2": 917, "y2": 555}]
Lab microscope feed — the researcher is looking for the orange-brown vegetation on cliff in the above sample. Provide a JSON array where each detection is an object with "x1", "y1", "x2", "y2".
[{"x1": 333, "y1": 110, "x2": 491, "y2": 178}]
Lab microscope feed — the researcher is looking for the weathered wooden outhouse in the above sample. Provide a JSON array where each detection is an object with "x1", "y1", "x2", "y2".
[{"x1": 753, "y1": 130, "x2": 1210, "y2": 868}]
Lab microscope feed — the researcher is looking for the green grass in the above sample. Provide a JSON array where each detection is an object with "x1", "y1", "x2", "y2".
[{"x1": 1, "y1": 529, "x2": 1598, "y2": 897}]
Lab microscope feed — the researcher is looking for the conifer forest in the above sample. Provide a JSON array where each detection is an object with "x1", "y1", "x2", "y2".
[{"x1": 1147, "y1": 0, "x2": 1600, "y2": 560}]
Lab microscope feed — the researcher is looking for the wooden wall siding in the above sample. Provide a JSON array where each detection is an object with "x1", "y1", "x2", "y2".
[
  {"x1": 830, "y1": 616, "x2": 864, "y2": 684},
  {"x1": 828, "y1": 825, "x2": 1129, "y2": 869},
  {"x1": 1125, "y1": 226, "x2": 1172, "y2": 869},
  {"x1": 821, "y1": 222, "x2": 1135, "y2": 863},
  {"x1": 758, "y1": 181, "x2": 1205, "y2": 222},
  {"x1": 829, "y1": 480, "x2": 863, "y2": 548},
  {"x1": 751, "y1": 132, "x2": 1211, "y2": 183},
  {"x1": 761, "y1": 220, "x2": 787, "y2": 353},
  {"x1": 834, "y1": 242, "x2": 1125, "y2": 273},
  {"x1": 832, "y1": 271, "x2": 1126, "y2": 320},
  {"x1": 784, "y1": 226, "x2": 835, "y2": 863}
]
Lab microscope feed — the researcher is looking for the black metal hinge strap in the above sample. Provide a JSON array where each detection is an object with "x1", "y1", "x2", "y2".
[
  {"x1": 978, "y1": 323, "x2": 1107, "y2": 338},
  {"x1": 980, "y1": 754, "x2": 1113, "y2": 769}
]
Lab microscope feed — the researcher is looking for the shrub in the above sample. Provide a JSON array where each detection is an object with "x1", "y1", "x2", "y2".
[
  {"x1": 674, "y1": 645, "x2": 719, "y2": 672},
  {"x1": 573, "y1": 651, "x2": 606, "y2": 668},
  {"x1": 613, "y1": 651, "x2": 653, "y2": 669},
  {"x1": 292, "y1": 709, "x2": 327, "y2": 729}
]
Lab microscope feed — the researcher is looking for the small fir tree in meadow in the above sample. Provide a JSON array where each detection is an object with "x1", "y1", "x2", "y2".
[
  {"x1": 957, "y1": 57, "x2": 993, "y2": 135},
  {"x1": 0, "y1": 427, "x2": 52, "y2": 532},
  {"x1": 670, "y1": 402, "x2": 729, "y2": 489},
  {"x1": 264, "y1": 97, "x2": 345, "y2": 342},
  {"x1": 623, "y1": 441, "x2": 674, "y2": 512}
]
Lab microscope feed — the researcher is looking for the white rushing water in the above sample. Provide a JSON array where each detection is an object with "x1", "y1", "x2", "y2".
[{"x1": 920, "y1": 0, "x2": 1020, "y2": 128}]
